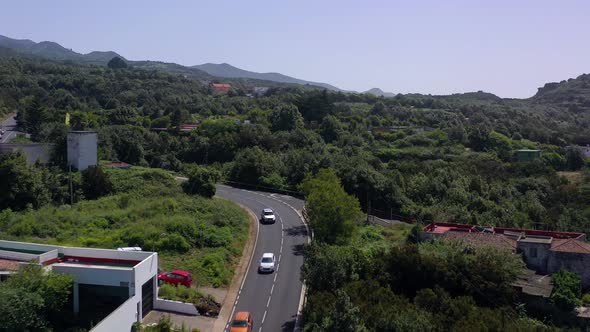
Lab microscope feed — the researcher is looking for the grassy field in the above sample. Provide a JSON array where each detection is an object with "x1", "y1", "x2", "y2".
[{"x1": 0, "y1": 167, "x2": 248, "y2": 287}]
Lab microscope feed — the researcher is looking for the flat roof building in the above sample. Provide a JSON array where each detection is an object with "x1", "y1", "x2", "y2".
[{"x1": 0, "y1": 240, "x2": 196, "y2": 331}]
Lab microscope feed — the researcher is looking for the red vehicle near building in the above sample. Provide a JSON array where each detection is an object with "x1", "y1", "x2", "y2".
[{"x1": 158, "y1": 270, "x2": 192, "y2": 287}]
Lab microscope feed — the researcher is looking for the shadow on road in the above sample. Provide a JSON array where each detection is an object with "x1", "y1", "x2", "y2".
[
  {"x1": 284, "y1": 225, "x2": 307, "y2": 237},
  {"x1": 281, "y1": 318, "x2": 296, "y2": 332},
  {"x1": 291, "y1": 244, "x2": 304, "y2": 256}
]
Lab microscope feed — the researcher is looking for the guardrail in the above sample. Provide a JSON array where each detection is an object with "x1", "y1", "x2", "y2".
[{"x1": 221, "y1": 180, "x2": 305, "y2": 198}]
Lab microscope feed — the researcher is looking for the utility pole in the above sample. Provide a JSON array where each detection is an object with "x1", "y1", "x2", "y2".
[
  {"x1": 366, "y1": 191, "x2": 371, "y2": 224},
  {"x1": 69, "y1": 165, "x2": 74, "y2": 205}
]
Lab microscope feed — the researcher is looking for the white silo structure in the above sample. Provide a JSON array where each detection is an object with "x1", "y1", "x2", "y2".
[{"x1": 67, "y1": 131, "x2": 97, "y2": 171}]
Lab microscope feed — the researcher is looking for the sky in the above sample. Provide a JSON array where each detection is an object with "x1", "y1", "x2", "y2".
[{"x1": 1, "y1": 0, "x2": 589, "y2": 98}]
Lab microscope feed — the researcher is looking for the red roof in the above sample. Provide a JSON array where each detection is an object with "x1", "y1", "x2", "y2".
[
  {"x1": 107, "y1": 162, "x2": 131, "y2": 168},
  {"x1": 443, "y1": 231, "x2": 517, "y2": 251},
  {"x1": 424, "y1": 222, "x2": 585, "y2": 240},
  {"x1": 551, "y1": 239, "x2": 590, "y2": 254}
]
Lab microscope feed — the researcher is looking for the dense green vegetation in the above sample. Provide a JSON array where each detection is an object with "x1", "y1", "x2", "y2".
[
  {"x1": 0, "y1": 265, "x2": 74, "y2": 331},
  {"x1": 0, "y1": 162, "x2": 249, "y2": 287},
  {"x1": 551, "y1": 269, "x2": 583, "y2": 312},
  {"x1": 1, "y1": 55, "x2": 589, "y2": 235},
  {"x1": 301, "y1": 171, "x2": 557, "y2": 331},
  {"x1": 1, "y1": 53, "x2": 590, "y2": 330}
]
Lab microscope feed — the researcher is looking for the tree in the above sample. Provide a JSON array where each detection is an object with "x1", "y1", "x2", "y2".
[
  {"x1": 182, "y1": 165, "x2": 220, "y2": 198},
  {"x1": 301, "y1": 169, "x2": 364, "y2": 244},
  {"x1": 319, "y1": 115, "x2": 343, "y2": 143},
  {"x1": 270, "y1": 104, "x2": 304, "y2": 132},
  {"x1": 551, "y1": 269, "x2": 582, "y2": 311},
  {"x1": 0, "y1": 264, "x2": 74, "y2": 331},
  {"x1": 107, "y1": 56, "x2": 128, "y2": 69},
  {"x1": 82, "y1": 166, "x2": 114, "y2": 199},
  {"x1": 0, "y1": 151, "x2": 50, "y2": 210},
  {"x1": 229, "y1": 147, "x2": 281, "y2": 185},
  {"x1": 565, "y1": 147, "x2": 585, "y2": 171}
]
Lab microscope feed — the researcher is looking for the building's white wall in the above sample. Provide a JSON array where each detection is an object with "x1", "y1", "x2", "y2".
[
  {"x1": 39, "y1": 249, "x2": 58, "y2": 264},
  {"x1": 134, "y1": 253, "x2": 158, "y2": 286},
  {"x1": 0, "y1": 240, "x2": 60, "y2": 252},
  {"x1": 52, "y1": 264, "x2": 134, "y2": 287},
  {"x1": 90, "y1": 297, "x2": 139, "y2": 332},
  {"x1": 154, "y1": 298, "x2": 198, "y2": 316},
  {"x1": 0, "y1": 250, "x2": 38, "y2": 263},
  {"x1": 67, "y1": 132, "x2": 97, "y2": 171}
]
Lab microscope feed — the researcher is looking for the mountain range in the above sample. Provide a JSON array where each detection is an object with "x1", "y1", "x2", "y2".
[
  {"x1": 0, "y1": 34, "x2": 355, "y2": 91},
  {"x1": 193, "y1": 63, "x2": 342, "y2": 91}
]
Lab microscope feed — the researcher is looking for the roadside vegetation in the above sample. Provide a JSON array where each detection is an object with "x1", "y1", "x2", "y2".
[
  {"x1": 0, "y1": 162, "x2": 248, "y2": 287},
  {"x1": 300, "y1": 170, "x2": 558, "y2": 331}
]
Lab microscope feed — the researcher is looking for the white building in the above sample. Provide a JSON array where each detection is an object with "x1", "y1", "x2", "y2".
[
  {"x1": 67, "y1": 131, "x2": 98, "y2": 171},
  {"x1": 0, "y1": 240, "x2": 196, "y2": 331}
]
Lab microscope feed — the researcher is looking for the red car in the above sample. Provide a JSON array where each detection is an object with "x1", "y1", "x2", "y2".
[{"x1": 158, "y1": 270, "x2": 192, "y2": 287}]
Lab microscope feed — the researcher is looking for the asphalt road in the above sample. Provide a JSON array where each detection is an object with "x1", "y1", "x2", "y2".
[
  {"x1": 0, "y1": 114, "x2": 18, "y2": 143},
  {"x1": 216, "y1": 184, "x2": 308, "y2": 332}
]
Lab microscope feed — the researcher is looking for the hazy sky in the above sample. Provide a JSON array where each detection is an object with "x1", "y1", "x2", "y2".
[{"x1": 2, "y1": 0, "x2": 589, "y2": 97}]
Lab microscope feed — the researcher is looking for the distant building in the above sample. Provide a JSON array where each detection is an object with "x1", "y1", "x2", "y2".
[
  {"x1": 572, "y1": 145, "x2": 590, "y2": 158},
  {"x1": 515, "y1": 149, "x2": 542, "y2": 162},
  {"x1": 179, "y1": 124, "x2": 199, "y2": 132},
  {"x1": 0, "y1": 143, "x2": 53, "y2": 164},
  {"x1": 67, "y1": 131, "x2": 98, "y2": 171},
  {"x1": 422, "y1": 222, "x2": 590, "y2": 288},
  {"x1": 107, "y1": 161, "x2": 132, "y2": 169},
  {"x1": 253, "y1": 87, "x2": 269, "y2": 97},
  {"x1": 211, "y1": 83, "x2": 231, "y2": 94}
]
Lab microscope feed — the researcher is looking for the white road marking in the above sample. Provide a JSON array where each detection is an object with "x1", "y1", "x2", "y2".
[
  {"x1": 262, "y1": 310, "x2": 267, "y2": 323},
  {"x1": 270, "y1": 284, "x2": 274, "y2": 294},
  {"x1": 226, "y1": 205, "x2": 260, "y2": 331},
  {"x1": 267, "y1": 296, "x2": 271, "y2": 307},
  {"x1": 274, "y1": 274, "x2": 277, "y2": 282}
]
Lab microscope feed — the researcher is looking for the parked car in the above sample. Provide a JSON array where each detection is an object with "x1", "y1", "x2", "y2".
[
  {"x1": 260, "y1": 208, "x2": 276, "y2": 224},
  {"x1": 258, "y1": 253, "x2": 275, "y2": 273},
  {"x1": 230, "y1": 311, "x2": 253, "y2": 332},
  {"x1": 158, "y1": 270, "x2": 192, "y2": 287}
]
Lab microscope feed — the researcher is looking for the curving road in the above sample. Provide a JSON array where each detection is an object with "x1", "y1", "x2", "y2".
[
  {"x1": 0, "y1": 114, "x2": 18, "y2": 143},
  {"x1": 216, "y1": 185, "x2": 308, "y2": 332}
]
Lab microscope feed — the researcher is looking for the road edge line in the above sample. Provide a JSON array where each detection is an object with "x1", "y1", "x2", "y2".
[{"x1": 212, "y1": 200, "x2": 260, "y2": 332}]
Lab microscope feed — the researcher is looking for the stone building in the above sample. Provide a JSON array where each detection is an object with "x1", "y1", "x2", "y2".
[{"x1": 422, "y1": 222, "x2": 590, "y2": 288}]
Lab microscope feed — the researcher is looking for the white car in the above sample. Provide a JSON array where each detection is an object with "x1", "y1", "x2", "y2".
[
  {"x1": 261, "y1": 208, "x2": 276, "y2": 224},
  {"x1": 258, "y1": 253, "x2": 275, "y2": 273}
]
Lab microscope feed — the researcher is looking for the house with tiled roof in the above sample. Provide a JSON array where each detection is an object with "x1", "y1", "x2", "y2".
[
  {"x1": 210, "y1": 83, "x2": 231, "y2": 94},
  {"x1": 423, "y1": 222, "x2": 590, "y2": 288}
]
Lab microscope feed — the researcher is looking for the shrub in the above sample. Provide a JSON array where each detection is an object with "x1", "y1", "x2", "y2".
[
  {"x1": 155, "y1": 233, "x2": 190, "y2": 253},
  {"x1": 551, "y1": 269, "x2": 582, "y2": 311}
]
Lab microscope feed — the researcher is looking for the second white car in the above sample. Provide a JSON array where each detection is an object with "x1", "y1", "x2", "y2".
[{"x1": 258, "y1": 253, "x2": 275, "y2": 273}]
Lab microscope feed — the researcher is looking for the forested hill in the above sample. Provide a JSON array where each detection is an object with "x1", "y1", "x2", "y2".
[
  {"x1": 0, "y1": 34, "x2": 340, "y2": 90},
  {"x1": 1, "y1": 51, "x2": 590, "y2": 230},
  {"x1": 0, "y1": 34, "x2": 125, "y2": 65},
  {"x1": 533, "y1": 73, "x2": 590, "y2": 111},
  {"x1": 193, "y1": 62, "x2": 343, "y2": 91}
]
